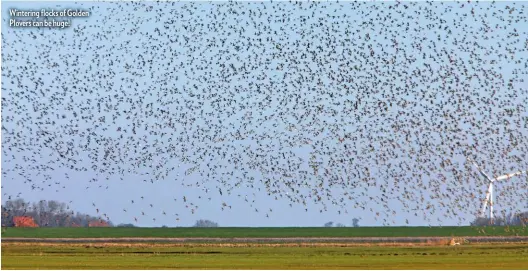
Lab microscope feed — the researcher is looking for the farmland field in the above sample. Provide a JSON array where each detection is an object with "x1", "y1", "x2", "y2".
[
  {"x1": 2, "y1": 242, "x2": 528, "y2": 269},
  {"x1": 3, "y1": 227, "x2": 528, "y2": 269},
  {"x1": 2, "y1": 226, "x2": 528, "y2": 238}
]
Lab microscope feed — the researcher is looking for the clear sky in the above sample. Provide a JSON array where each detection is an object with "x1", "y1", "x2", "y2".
[{"x1": 2, "y1": 1, "x2": 527, "y2": 227}]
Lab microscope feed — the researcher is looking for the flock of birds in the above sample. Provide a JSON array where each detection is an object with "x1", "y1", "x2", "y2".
[{"x1": 2, "y1": 1, "x2": 528, "y2": 226}]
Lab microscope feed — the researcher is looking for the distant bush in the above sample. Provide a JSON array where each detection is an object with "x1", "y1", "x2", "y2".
[
  {"x1": 193, "y1": 219, "x2": 218, "y2": 227},
  {"x1": 117, "y1": 223, "x2": 137, "y2": 228}
]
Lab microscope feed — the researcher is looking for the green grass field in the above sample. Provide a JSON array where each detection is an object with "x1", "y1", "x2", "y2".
[
  {"x1": 2, "y1": 243, "x2": 528, "y2": 269},
  {"x1": 2, "y1": 226, "x2": 527, "y2": 238}
]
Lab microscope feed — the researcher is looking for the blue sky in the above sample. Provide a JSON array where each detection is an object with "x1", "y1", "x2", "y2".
[{"x1": 1, "y1": 1, "x2": 527, "y2": 227}]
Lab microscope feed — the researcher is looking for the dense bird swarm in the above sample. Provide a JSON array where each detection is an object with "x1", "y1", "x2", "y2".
[{"x1": 2, "y1": 1, "x2": 528, "y2": 226}]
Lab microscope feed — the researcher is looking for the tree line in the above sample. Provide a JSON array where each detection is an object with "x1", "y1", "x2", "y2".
[
  {"x1": 470, "y1": 212, "x2": 528, "y2": 226},
  {"x1": 1, "y1": 198, "x2": 112, "y2": 227},
  {"x1": 324, "y1": 218, "x2": 360, "y2": 228},
  {"x1": 1, "y1": 198, "x2": 221, "y2": 228},
  {"x1": 5, "y1": 198, "x2": 525, "y2": 228}
]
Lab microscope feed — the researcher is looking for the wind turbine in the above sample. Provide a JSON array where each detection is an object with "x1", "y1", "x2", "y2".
[{"x1": 467, "y1": 157, "x2": 527, "y2": 223}]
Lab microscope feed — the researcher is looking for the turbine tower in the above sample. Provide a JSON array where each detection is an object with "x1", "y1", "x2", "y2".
[{"x1": 467, "y1": 158, "x2": 527, "y2": 223}]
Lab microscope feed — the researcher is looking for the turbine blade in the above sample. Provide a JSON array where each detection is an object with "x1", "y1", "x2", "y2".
[
  {"x1": 495, "y1": 170, "x2": 527, "y2": 181},
  {"x1": 467, "y1": 158, "x2": 494, "y2": 182}
]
